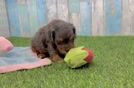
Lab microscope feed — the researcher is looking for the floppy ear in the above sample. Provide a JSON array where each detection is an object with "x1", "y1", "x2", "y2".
[
  {"x1": 50, "y1": 30, "x2": 55, "y2": 42},
  {"x1": 48, "y1": 26, "x2": 56, "y2": 42},
  {"x1": 72, "y1": 27, "x2": 76, "y2": 35}
]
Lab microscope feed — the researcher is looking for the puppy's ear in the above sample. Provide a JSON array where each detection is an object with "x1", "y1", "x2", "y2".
[
  {"x1": 72, "y1": 27, "x2": 76, "y2": 35},
  {"x1": 50, "y1": 30, "x2": 55, "y2": 42}
]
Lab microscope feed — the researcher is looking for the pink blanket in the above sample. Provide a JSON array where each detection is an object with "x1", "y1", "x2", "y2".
[{"x1": 0, "y1": 47, "x2": 51, "y2": 73}]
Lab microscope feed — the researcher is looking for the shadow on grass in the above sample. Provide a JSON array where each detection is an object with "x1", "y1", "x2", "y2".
[{"x1": 71, "y1": 62, "x2": 95, "y2": 70}]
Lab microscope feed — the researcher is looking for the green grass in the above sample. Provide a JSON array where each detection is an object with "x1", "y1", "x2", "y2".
[{"x1": 0, "y1": 36, "x2": 134, "y2": 88}]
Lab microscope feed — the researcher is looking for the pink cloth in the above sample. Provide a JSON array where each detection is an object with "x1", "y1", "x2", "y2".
[
  {"x1": 0, "y1": 58, "x2": 51, "y2": 73},
  {"x1": 0, "y1": 36, "x2": 13, "y2": 52},
  {"x1": 0, "y1": 47, "x2": 52, "y2": 74}
]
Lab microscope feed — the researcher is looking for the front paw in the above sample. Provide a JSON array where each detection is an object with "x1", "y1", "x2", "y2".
[
  {"x1": 37, "y1": 54, "x2": 46, "y2": 59},
  {"x1": 50, "y1": 54, "x2": 64, "y2": 62}
]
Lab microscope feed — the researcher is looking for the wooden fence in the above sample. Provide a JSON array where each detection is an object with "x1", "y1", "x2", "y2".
[{"x1": 0, "y1": 0, "x2": 134, "y2": 37}]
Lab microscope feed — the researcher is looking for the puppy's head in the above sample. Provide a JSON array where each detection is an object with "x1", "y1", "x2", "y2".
[{"x1": 50, "y1": 20, "x2": 76, "y2": 56}]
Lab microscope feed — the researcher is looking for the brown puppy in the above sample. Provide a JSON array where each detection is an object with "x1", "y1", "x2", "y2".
[{"x1": 31, "y1": 20, "x2": 76, "y2": 62}]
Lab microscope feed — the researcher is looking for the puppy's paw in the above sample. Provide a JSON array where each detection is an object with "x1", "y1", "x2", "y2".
[
  {"x1": 43, "y1": 58, "x2": 52, "y2": 65},
  {"x1": 37, "y1": 54, "x2": 46, "y2": 59},
  {"x1": 51, "y1": 54, "x2": 64, "y2": 62}
]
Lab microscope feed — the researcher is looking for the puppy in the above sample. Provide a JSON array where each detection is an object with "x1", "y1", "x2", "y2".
[{"x1": 31, "y1": 20, "x2": 76, "y2": 62}]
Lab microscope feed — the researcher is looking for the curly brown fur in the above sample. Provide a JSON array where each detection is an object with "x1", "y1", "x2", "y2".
[{"x1": 31, "y1": 20, "x2": 76, "y2": 62}]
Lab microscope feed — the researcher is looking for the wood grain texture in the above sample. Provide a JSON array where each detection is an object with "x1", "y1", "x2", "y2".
[
  {"x1": 80, "y1": 0, "x2": 92, "y2": 36},
  {"x1": 46, "y1": 0, "x2": 57, "y2": 23},
  {"x1": 57, "y1": 0, "x2": 69, "y2": 21},
  {"x1": 0, "y1": 0, "x2": 9, "y2": 37},
  {"x1": 1, "y1": 0, "x2": 134, "y2": 37},
  {"x1": 122, "y1": 0, "x2": 134, "y2": 35},
  {"x1": 27, "y1": 0, "x2": 38, "y2": 36},
  {"x1": 69, "y1": 0, "x2": 80, "y2": 13},
  {"x1": 69, "y1": 0, "x2": 80, "y2": 35},
  {"x1": 36, "y1": 0, "x2": 47, "y2": 26},
  {"x1": 17, "y1": 0, "x2": 31, "y2": 37},
  {"x1": 92, "y1": 0, "x2": 104, "y2": 36},
  {"x1": 70, "y1": 13, "x2": 81, "y2": 35},
  {"x1": 6, "y1": 0, "x2": 20, "y2": 37},
  {"x1": 104, "y1": 0, "x2": 122, "y2": 35}
]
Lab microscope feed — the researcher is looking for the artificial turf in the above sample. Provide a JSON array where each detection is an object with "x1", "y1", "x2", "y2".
[{"x1": 0, "y1": 36, "x2": 134, "y2": 88}]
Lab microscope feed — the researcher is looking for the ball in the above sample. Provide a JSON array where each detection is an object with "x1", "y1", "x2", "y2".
[{"x1": 64, "y1": 47, "x2": 94, "y2": 68}]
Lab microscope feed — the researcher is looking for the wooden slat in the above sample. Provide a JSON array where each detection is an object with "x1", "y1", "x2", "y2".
[
  {"x1": 104, "y1": 0, "x2": 122, "y2": 35},
  {"x1": 80, "y1": 0, "x2": 92, "y2": 36},
  {"x1": 27, "y1": 0, "x2": 39, "y2": 36},
  {"x1": 129, "y1": 0, "x2": 134, "y2": 35},
  {"x1": 69, "y1": 0, "x2": 80, "y2": 35},
  {"x1": 36, "y1": 0, "x2": 47, "y2": 26},
  {"x1": 69, "y1": 0, "x2": 80, "y2": 13},
  {"x1": 46, "y1": 0, "x2": 57, "y2": 23},
  {"x1": 17, "y1": 0, "x2": 31, "y2": 37},
  {"x1": 57, "y1": 0, "x2": 69, "y2": 21},
  {"x1": 3, "y1": 0, "x2": 134, "y2": 37},
  {"x1": 6, "y1": 0, "x2": 20, "y2": 37},
  {"x1": 122, "y1": 0, "x2": 134, "y2": 35},
  {"x1": 0, "y1": 0, "x2": 9, "y2": 37},
  {"x1": 92, "y1": 0, "x2": 104, "y2": 36},
  {"x1": 70, "y1": 13, "x2": 81, "y2": 35}
]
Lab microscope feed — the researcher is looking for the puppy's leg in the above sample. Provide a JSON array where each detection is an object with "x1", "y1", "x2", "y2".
[
  {"x1": 37, "y1": 53, "x2": 46, "y2": 59},
  {"x1": 32, "y1": 48, "x2": 47, "y2": 59},
  {"x1": 47, "y1": 43, "x2": 64, "y2": 62},
  {"x1": 50, "y1": 53, "x2": 64, "y2": 62}
]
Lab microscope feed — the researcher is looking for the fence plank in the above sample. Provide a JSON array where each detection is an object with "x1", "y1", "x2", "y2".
[
  {"x1": 70, "y1": 13, "x2": 81, "y2": 35},
  {"x1": 122, "y1": 0, "x2": 134, "y2": 35},
  {"x1": 104, "y1": 0, "x2": 122, "y2": 35},
  {"x1": 92, "y1": 0, "x2": 104, "y2": 36},
  {"x1": 17, "y1": 0, "x2": 31, "y2": 37},
  {"x1": 36, "y1": 0, "x2": 47, "y2": 27},
  {"x1": 6, "y1": 0, "x2": 20, "y2": 37},
  {"x1": 69, "y1": 0, "x2": 80, "y2": 35},
  {"x1": 46, "y1": 0, "x2": 57, "y2": 23},
  {"x1": 69, "y1": 0, "x2": 80, "y2": 13},
  {"x1": 0, "y1": 0, "x2": 9, "y2": 37},
  {"x1": 27, "y1": 0, "x2": 38, "y2": 36},
  {"x1": 57, "y1": 0, "x2": 69, "y2": 21},
  {"x1": 80, "y1": 0, "x2": 92, "y2": 36}
]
